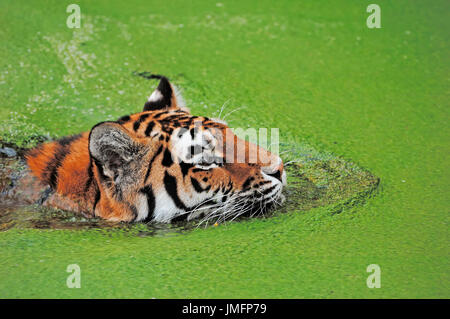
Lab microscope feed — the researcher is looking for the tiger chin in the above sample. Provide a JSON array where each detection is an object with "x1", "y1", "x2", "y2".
[{"x1": 22, "y1": 75, "x2": 286, "y2": 224}]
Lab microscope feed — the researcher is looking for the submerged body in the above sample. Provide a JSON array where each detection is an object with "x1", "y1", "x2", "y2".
[{"x1": 24, "y1": 76, "x2": 285, "y2": 223}]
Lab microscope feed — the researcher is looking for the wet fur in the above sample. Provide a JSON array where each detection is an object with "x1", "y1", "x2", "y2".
[{"x1": 25, "y1": 76, "x2": 285, "y2": 223}]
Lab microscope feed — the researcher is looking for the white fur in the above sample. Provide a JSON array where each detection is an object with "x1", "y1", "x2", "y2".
[
  {"x1": 260, "y1": 171, "x2": 283, "y2": 200},
  {"x1": 261, "y1": 156, "x2": 283, "y2": 174},
  {"x1": 135, "y1": 193, "x2": 149, "y2": 221},
  {"x1": 152, "y1": 188, "x2": 182, "y2": 223},
  {"x1": 148, "y1": 89, "x2": 163, "y2": 102},
  {"x1": 171, "y1": 127, "x2": 218, "y2": 164},
  {"x1": 210, "y1": 117, "x2": 227, "y2": 125}
]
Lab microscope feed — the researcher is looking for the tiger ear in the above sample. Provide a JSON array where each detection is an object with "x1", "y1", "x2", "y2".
[
  {"x1": 89, "y1": 122, "x2": 142, "y2": 181},
  {"x1": 143, "y1": 76, "x2": 188, "y2": 112}
]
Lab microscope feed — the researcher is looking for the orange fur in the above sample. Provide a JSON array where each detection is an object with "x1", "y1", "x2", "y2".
[{"x1": 24, "y1": 77, "x2": 285, "y2": 223}]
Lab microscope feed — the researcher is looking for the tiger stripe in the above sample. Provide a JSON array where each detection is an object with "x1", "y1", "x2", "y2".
[{"x1": 24, "y1": 74, "x2": 285, "y2": 223}]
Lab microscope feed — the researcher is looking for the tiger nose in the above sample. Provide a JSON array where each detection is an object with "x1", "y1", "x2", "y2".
[{"x1": 261, "y1": 156, "x2": 285, "y2": 184}]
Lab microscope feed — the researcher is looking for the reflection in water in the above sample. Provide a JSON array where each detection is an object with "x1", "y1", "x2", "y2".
[
  {"x1": 0, "y1": 204, "x2": 194, "y2": 237},
  {"x1": 0, "y1": 144, "x2": 379, "y2": 236}
]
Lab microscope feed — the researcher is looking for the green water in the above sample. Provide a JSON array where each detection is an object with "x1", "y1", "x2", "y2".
[{"x1": 0, "y1": 0, "x2": 448, "y2": 298}]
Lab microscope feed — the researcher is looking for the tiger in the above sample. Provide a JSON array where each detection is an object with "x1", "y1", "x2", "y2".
[{"x1": 23, "y1": 75, "x2": 286, "y2": 223}]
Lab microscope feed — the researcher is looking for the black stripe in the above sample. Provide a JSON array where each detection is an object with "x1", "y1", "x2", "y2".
[
  {"x1": 92, "y1": 188, "x2": 101, "y2": 214},
  {"x1": 117, "y1": 115, "x2": 131, "y2": 124},
  {"x1": 224, "y1": 186, "x2": 232, "y2": 195},
  {"x1": 133, "y1": 113, "x2": 150, "y2": 131},
  {"x1": 133, "y1": 121, "x2": 141, "y2": 131},
  {"x1": 171, "y1": 214, "x2": 188, "y2": 223},
  {"x1": 190, "y1": 128, "x2": 196, "y2": 139},
  {"x1": 258, "y1": 180, "x2": 271, "y2": 187},
  {"x1": 242, "y1": 176, "x2": 255, "y2": 190},
  {"x1": 153, "y1": 111, "x2": 165, "y2": 119},
  {"x1": 179, "y1": 162, "x2": 193, "y2": 177},
  {"x1": 161, "y1": 125, "x2": 173, "y2": 134},
  {"x1": 141, "y1": 185, "x2": 156, "y2": 222},
  {"x1": 48, "y1": 163, "x2": 60, "y2": 188},
  {"x1": 144, "y1": 121, "x2": 155, "y2": 136},
  {"x1": 45, "y1": 134, "x2": 82, "y2": 189},
  {"x1": 58, "y1": 134, "x2": 82, "y2": 146},
  {"x1": 128, "y1": 204, "x2": 138, "y2": 220},
  {"x1": 255, "y1": 185, "x2": 277, "y2": 198},
  {"x1": 190, "y1": 177, "x2": 211, "y2": 193},
  {"x1": 144, "y1": 145, "x2": 163, "y2": 182},
  {"x1": 262, "y1": 185, "x2": 277, "y2": 195},
  {"x1": 163, "y1": 172, "x2": 187, "y2": 210},
  {"x1": 162, "y1": 148, "x2": 173, "y2": 167},
  {"x1": 269, "y1": 170, "x2": 282, "y2": 182},
  {"x1": 190, "y1": 145, "x2": 203, "y2": 157},
  {"x1": 84, "y1": 159, "x2": 94, "y2": 192},
  {"x1": 160, "y1": 114, "x2": 181, "y2": 122},
  {"x1": 143, "y1": 101, "x2": 164, "y2": 110}
]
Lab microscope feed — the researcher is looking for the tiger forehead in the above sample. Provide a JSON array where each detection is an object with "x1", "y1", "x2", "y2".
[{"x1": 117, "y1": 110, "x2": 226, "y2": 138}]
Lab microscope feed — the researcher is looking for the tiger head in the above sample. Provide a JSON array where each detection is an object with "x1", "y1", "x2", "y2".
[
  {"x1": 88, "y1": 76, "x2": 286, "y2": 223},
  {"x1": 27, "y1": 76, "x2": 286, "y2": 223}
]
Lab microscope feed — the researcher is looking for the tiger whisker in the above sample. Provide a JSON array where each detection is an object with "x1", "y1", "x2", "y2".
[
  {"x1": 221, "y1": 106, "x2": 247, "y2": 121},
  {"x1": 217, "y1": 99, "x2": 232, "y2": 120}
]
